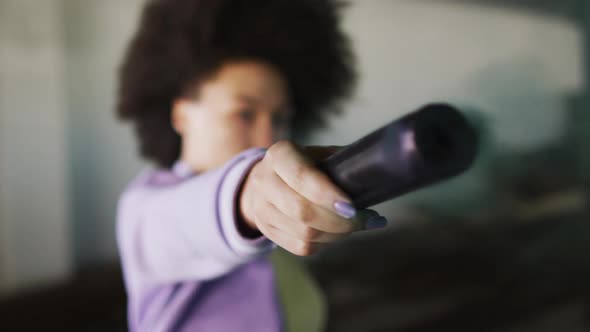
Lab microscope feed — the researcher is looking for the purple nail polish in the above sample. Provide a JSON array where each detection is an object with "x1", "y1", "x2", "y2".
[
  {"x1": 366, "y1": 216, "x2": 388, "y2": 230},
  {"x1": 334, "y1": 201, "x2": 357, "y2": 219}
]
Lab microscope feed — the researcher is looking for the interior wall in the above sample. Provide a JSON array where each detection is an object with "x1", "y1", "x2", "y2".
[
  {"x1": 312, "y1": 0, "x2": 582, "y2": 149},
  {"x1": 62, "y1": 0, "x2": 146, "y2": 267},
  {"x1": 0, "y1": 0, "x2": 71, "y2": 294}
]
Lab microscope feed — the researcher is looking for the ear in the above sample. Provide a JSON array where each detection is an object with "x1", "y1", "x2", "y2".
[{"x1": 171, "y1": 99, "x2": 187, "y2": 135}]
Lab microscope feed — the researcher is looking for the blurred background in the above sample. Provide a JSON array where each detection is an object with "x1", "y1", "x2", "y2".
[{"x1": 0, "y1": 0, "x2": 589, "y2": 330}]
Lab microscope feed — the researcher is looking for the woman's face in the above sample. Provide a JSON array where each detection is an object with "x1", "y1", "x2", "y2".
[{"x1": 172, "y1": 60, "x2": 292, "y2": 172}]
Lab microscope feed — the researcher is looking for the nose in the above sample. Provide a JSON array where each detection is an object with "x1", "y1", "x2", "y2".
[{"x1": 253, "y1": 115, "x2": 276, "y2": 148}]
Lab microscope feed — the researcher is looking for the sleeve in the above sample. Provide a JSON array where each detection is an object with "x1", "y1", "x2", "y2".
[{"x1": 116, "y1": 148, "x2": 274, "y2": 289}]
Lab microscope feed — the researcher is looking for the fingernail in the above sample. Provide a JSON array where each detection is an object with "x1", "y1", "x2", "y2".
[
  {"x1": 334, "y1": 201, "x2": 357, "y2": 219},
  {"x1": 366, "y1": 216, "x2": 388, "y2": 230}
]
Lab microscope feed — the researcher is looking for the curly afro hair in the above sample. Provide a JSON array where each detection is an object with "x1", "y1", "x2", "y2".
[{"x1": 117, "y1": 0, "x2": 357, "y2": 168}]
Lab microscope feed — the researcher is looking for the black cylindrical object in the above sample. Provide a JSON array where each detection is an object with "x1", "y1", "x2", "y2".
[{"x1": 317, "y1": 103, "x2": 478, "y2": 209}]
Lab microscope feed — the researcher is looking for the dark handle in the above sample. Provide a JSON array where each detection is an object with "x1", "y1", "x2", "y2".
[{"x1": 317, "y1": 103, "x2": 478, "y2": 209}]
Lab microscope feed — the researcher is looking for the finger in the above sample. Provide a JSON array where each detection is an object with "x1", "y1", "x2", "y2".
[
  {"x1": 353, "y1": 209, "x2": 389, "y2": 231},
  {"x1": 257, "y1": 201, "x2": 348, "y2": 243},
  {"x1": 267, "y1": 141, "x2": 351, "y2": 212},
  {"x1": 261, "y1": 170, "x2": 356, "y2": 234},
  {"x1": 255, "y1": 217, "x2": 324, "y2": 256}
]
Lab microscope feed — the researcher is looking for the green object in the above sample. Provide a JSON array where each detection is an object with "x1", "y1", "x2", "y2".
[{"x1": 271, "y1": 249, "x2": 326, "y2": 332}]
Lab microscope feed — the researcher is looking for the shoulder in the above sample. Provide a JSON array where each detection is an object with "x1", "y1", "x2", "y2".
[{"x1": 118, "y1": 167, "x2": 185, "y2": 209}]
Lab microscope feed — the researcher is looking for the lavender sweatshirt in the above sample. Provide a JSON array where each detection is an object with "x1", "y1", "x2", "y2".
[{"x1": 116, "y1": 148, "x2": 286, "y2": 331}]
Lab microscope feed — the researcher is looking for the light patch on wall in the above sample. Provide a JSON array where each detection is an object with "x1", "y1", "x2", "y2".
[{"x1": 310, "y1": 0, "x2": 582, "y2": 151}]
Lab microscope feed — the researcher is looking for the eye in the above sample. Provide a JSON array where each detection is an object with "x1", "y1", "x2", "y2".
[
  {"x1": 272, "y1": 113, "x2": 292, "y2": 128},
  {"x1": 237, "y1": 110, "x2": 255, "y2": 124}
]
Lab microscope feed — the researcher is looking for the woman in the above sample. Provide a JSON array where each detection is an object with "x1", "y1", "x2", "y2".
[{"x1": 116, "y1": 0, "x2": 387, "y2": 330}]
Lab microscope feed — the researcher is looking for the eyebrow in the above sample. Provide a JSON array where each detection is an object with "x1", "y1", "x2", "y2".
[
  {"x1": 236, "y1": 95, "x2": 260, "y2": 106},
  {"x1": 236, "y1": 94, "x2": 292, "y2": 114}
]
